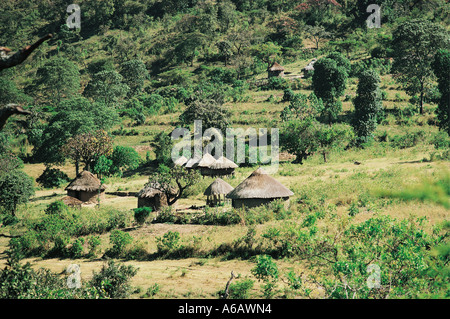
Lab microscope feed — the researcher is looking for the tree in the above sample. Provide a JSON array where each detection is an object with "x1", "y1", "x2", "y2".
[
  {"x1": 312, "y1": 57, "x2": 348, "y2": 123},
  {"x1": 352, "y1": 69, "x2": 383, "y2": 143},
  {"x1": 391, "y1": 19, "x2": 449, "y2": 114},
  {"x1": 216, "y1": 40, "x2": 233, "y2": 66},
  {"x1": 33, "y1": 56, "x2": 80, "y2": 103},
  {"x1": 32, "y1": 97, "x2": 119, "y2": 165},
  {"x1": 84, "y1": 70, "x2": 129, "y2": 107},
  {"x1": 171, "y1": 32, "x2": 207, "y2": 67},
  {"x1": 152, "y1": 131, "x2": 174, "y2": 167},
  {"x1": 432, "y1": 49, "x2": 450, "y2": 135},
  {"x1": 146, "y1": 165, "x2": 201, "y2": 206},
  {"x1": 251, "y1": 42, "x2": 282, "y2": 69},
  {"x1": 109, "y1": 145, "x2": 141, "y2": 175},
  {"x1": 303, "y1": 24, "x2": 330, "y2": 50},
  {"x1": 120, "y1": 59, "x2": 148, "y2": 97},
  {"x1": 316, "y1": 123, "x2": 354, "y2": 162},
  {"x1": 62, "y1": 130, "x2": 114, "y2": 174},
  {"x1": 0, "y1": 170, "x2": 34, "y2": 216}
]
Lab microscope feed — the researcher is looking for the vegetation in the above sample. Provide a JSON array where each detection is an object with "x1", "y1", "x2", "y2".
[{"x1": 0, "y1": 0, "x2": 448, "y2": 301}]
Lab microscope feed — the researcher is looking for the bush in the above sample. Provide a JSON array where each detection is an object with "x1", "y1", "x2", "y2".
[
  {"x1": 36, "y1": 166, "x2": 70, "y2": 188},
  {"x1": 90, "y1": 260, "x2": 138, "y2": 299},
  {"x1": 156, "y1": 231, "x2": 180, "y2": 255},
  {"x1": 260, "y1": 77, "x2": 289, "y2": 91},
  {"x1": 107, "y1": 230, "x2": 133, "y2": 258},
  {"x1": 133, "y1": 207, "x2": 152, "y2": 225},
  {"x1": 227, "y1": 279, "x2": 255, "y2": 299}
]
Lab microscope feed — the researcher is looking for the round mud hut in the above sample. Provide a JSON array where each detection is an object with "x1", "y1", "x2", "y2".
[
  {"x1": 226, "y1": 167, "x2": 294, "y2": 209},
  {"x1": 268, "y1": 62, "x2": 285, "y2": 78},
  {"x1": 196, "y1": 153, "x2": 217, "y2": 176},
  {"x1": 137, "y1": 183, "x2": 177, "y2": 211},
  {"x1": 65, "y1": 170, "x2": 106, "y2": 203},
  {"x1": 205, "y1": 156, "x2": 238, "y2": 177},
  {"x1": 204, "y1": 178, "x2": 234, "y2": 207}
]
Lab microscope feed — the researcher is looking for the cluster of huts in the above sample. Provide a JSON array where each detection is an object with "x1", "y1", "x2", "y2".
[{"x1": 61, "y1": 154, "x2": 293, "y2": 212}]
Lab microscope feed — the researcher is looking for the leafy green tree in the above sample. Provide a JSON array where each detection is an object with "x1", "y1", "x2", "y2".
[
  {"x1": 152, "y1": 131, "x2": 174, "y2": 167},
  {"x1": 83, "y1": 70, "x2": 129, "y2": 107},
  {"x1": 303, "y1": 24, "x2": 330, "y2": 50},
  {"x1": 391, "y1": 19, "x2": 449, "y2": 114},
  {"x1": 120, "y1": 59, "x2": 148, "y2": 97},
  {"x1": 33, "y1": 56, "x2": 80, "y2": 103},
  {"x1": 109, "y1": 145, "x2": 141, "y2": 175},
  {"x1": 0, "y1": 76, "x2": 32, "y2": 105},
  {"x1": 171, "y1": 32, "x2": 207, "y2": 67},
  {"x1": 312, "y1": 57, "x2": 348, "y2": 123},
  {"x1": 432, "y1": 49, "x2": 450, "y2": 135},
  {"x1": 251, "y1": 42, "x2": 282, "y2": 69},
  {"x1": 0, "y1": 170, "x2": 34, "y2": 216},
  {"x1": 352, "y1": 69, "x2": 383, "y2": 143},
  {"x1": 216, "y1": 40, "x2": 233, "y2": 66},
  {"x1": 33, "y1": 97, "x2": 118, "y2": 166},
  {"x1": 62, "y1": 130, "x2": 114, "y2": 173}
]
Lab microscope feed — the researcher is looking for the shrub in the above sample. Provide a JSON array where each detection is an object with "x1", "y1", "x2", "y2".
[
  {"x1": 227, "y1": 279, "x2": 255, "y2": 299},
  {"x1": 90, "y1": 260, "x2": 138, "y2": 299},
  {"x1": 156, "y1": 231, "x2": 180, "y2": 255},
  {"x1": 133, "y1": 207, "x2": 152, "y2": 225},
  {"x1": 36, "y1": 166, "x2": 70, "y2": 188},
  {"x1": 107, "y1": 230, "x2": 133, "y2": 258}
]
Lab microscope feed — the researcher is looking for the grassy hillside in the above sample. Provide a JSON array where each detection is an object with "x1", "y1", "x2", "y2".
[{"x1": 0, "y1": 0, "x2": 449, "y2": 300}]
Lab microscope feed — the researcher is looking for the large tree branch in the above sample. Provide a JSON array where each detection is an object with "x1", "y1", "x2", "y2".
[
  {"x1": 0, "y1": 104, "x2": 32, "y2": 131},
  {"x1": 0, "y1": 34, "x2": 53, "y2": 72}
]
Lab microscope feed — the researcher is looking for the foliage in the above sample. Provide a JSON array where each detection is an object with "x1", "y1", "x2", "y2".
[
  {"x1": 352, "y1": 69, "x2": 383, "y2": 144},
  {"x1": 120, "y1": 59, "x2": 149, "y2": 97},
  {"x1": 33, "y1": 56, "x2": 80, "y2": 103},
  {"x1": 227, "y1": 279, "x2": 255, "y2": 299},
  {"x1": 391, "y1": 19, "x2": 449, "y2": 113},
  {"x1": 312, "y1": 57, "x2": 348, "y2": 123},
  {"x1": 90, "y1": 260, "x2": 138, "y2": 299},
  {"x1": 107, "y1": 230, "x2": 133, "y2": 258},
  {"x1": 133, "y1": 207, "x2": 152, "y2": 225},
  {"x1": 62, "y1": 129, "x2": 114, "y2": 173},
  {"x1": 0, "y1": 170, "x2": 34, "y2": 216},
  {"x1": 84, "y1": 70, "x2": 130, "y2": 107},
  {"x1": 36, "y1": 165, "x2": 70, "y2": 188},
  {"x1": 432, "y1": 49, "x2": 450, "y2": 135}
]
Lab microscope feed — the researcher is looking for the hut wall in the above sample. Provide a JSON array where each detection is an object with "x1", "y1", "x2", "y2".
[
  {"x1": 268, "y1": 70, "x2": 284, "y2": 78},
  {"x1": 67, "y1": 190, "x2": 104, "y2": 203},
  {"x1": 138, "y1": 193, "x2": 168, "y2": 211}
]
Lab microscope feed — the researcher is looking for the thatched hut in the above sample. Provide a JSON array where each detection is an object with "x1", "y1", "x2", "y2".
[
  {"x1": 302, "y1": 58, "x2": 317, "y2": 78},
  {"x1": 204, "y1": 178, "x2": 234, "y2": 207},
  {"x1": 197, "y1": 153, "x2": 217, "y2": 176},
  {"x1": 185, "y1": 155, "x2": 201, "y2": 170},
  {"x1": 268, "y1": 62, "x2": 285, "y2": 78},
  {"x1": 174, "y1": 155, "x2": 188, "y2": 166},
  {"x1": 65, "y1": 170, "x2": 106, "y2": 203},
  {"x1": 226, "y1": 167, "x2": 294, "y2": 209},
  {"x1": 204, "y1": 156, "x2": 238, "y2": 177},
  {"x1": 137, "y1": 183, "x2": 177, "y2": 211}
]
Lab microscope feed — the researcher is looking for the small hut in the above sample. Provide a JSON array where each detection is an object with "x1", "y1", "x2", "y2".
[
  {"x1": 204, "y1": 178, "x2": 234, "y2": 207},
  {"x1": 206, "y1": 156, "x2": 238, "y2": 177},
  {"x1": 197, "y1": 153, "x2": 217, "y2": 176},
  {"x1": 137, "y1": 183, "x2": 177, "y2": 211},
  {"x1": 185, "y1": 155, "x2": 201, "y2": 170},
  {"x1": 302, "y1": 58, "x2": 317, "y2": 78},
  {"x1": 226, "y1": 167, "x2": 294, "y2": 209},
  {"x1": 174, "y1": 155, "x2": 188, "y2": 166},
  {"x1": 268, "y1": 62, "x2": 285, "y2": 78},
  {"x1": 65, "y1": 170, "x2": 106, "y2": 203}
]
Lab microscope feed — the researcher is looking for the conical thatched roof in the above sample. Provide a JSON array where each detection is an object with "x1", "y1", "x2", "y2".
[
  {"x1": 197, "y1": 153, "x2": 217, "y2": 168},
  {"x1": 174, "y1": 155, "x2": 188, "y2": 166},
  {"x1": 204, "y1": 178, "x2": 234, "y2": 196},
  {"x1": 209, "y1": 156, "x2": 238, "y2": 169},
  {"x1": 185, "y1": 156, "x2": 201, "y2": 169},
  {"x1": 226, "y1": 168, "x2": 293, "y2": 199},
  {"x1": 65, "y1": 171, "x2": 106, "y2": 192},
  {"x1": 268, "y1": 62, "x2": 284, "y2": 71}
]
